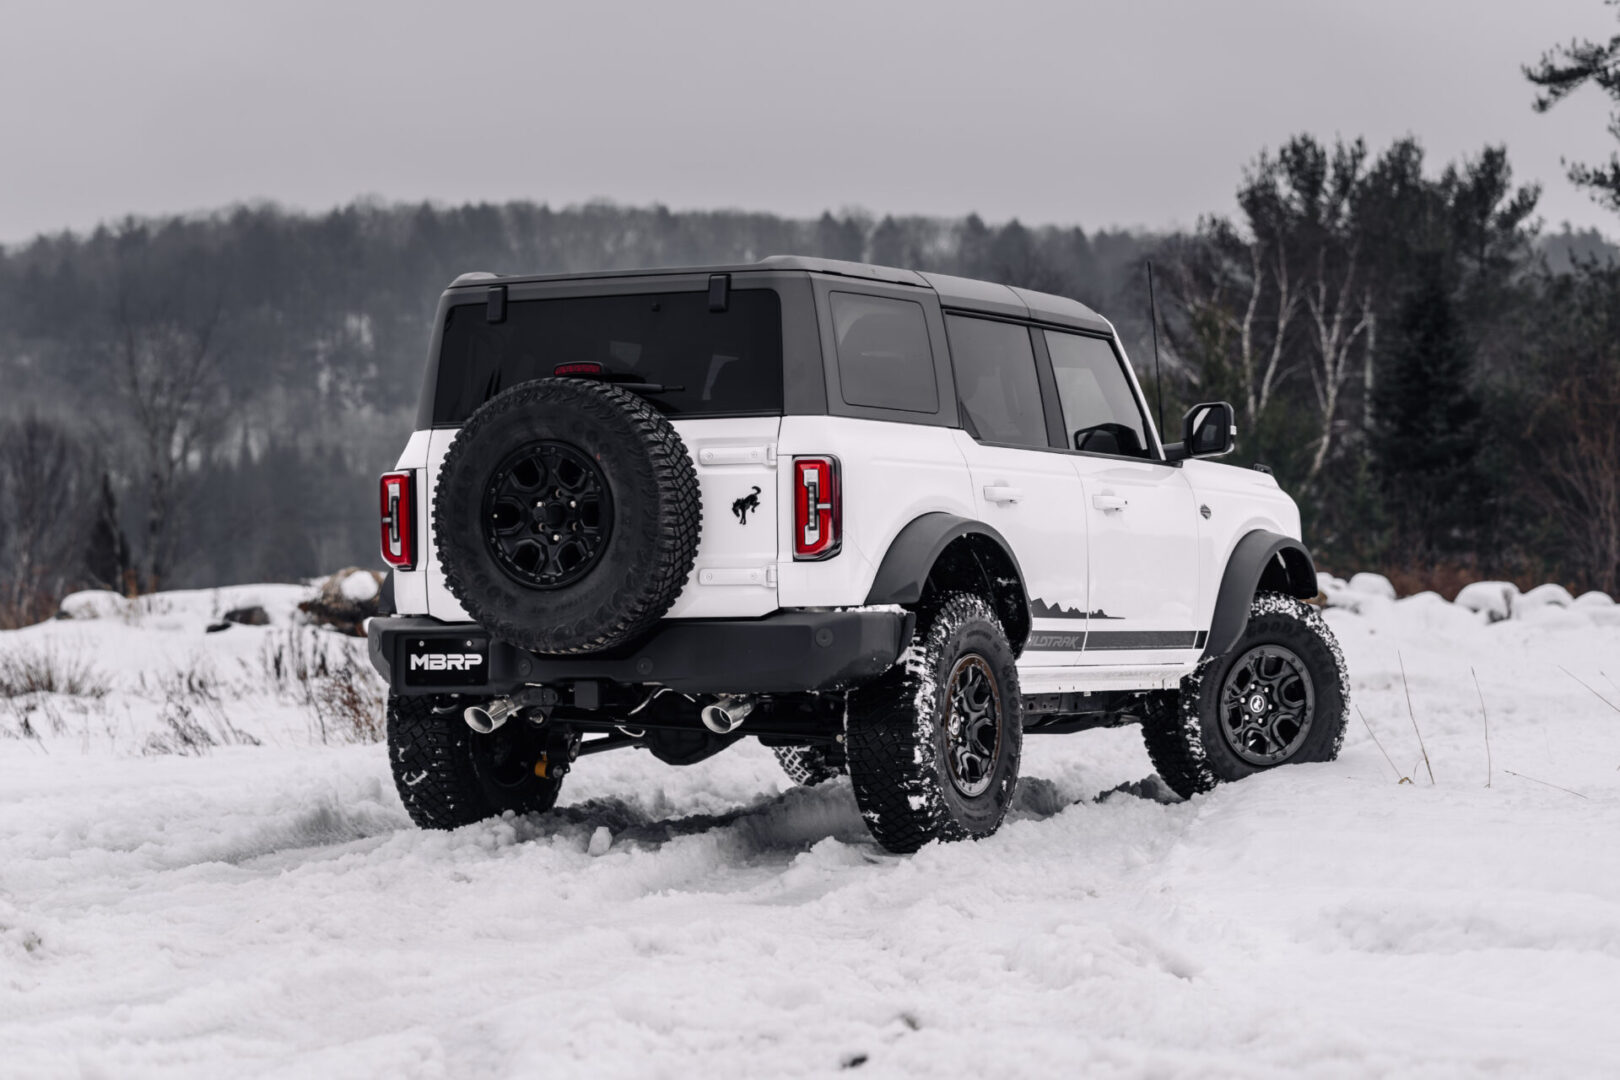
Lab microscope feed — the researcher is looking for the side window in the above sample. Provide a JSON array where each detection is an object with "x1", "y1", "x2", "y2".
[
  {"x1": 830, "y1": 292, "x2": 939, "y2": 413},
  {"x1": 1044, "y1": 330, "x2": 1152, "y2": 458},
  {"x1": 946, "y1": 315, "x2": 1047, "y2": 448}
]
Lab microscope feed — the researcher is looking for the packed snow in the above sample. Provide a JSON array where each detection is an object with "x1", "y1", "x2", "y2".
[{"x1": 3, "y1": 580, "x2": 1620, "y2": 1077}]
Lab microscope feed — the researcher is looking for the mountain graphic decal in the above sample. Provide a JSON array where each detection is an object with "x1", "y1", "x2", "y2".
[{"x1": 1028, "y1": 598, "x2": 1123, "y2": 620}]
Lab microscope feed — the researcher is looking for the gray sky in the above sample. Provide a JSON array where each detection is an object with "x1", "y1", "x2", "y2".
[{"x1": 2, "y1": 0, "x2": 1617, "y2": 244}]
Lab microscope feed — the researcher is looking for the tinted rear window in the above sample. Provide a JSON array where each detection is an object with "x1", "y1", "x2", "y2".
[
  {"x1": 947, "y1": 315, "x2": 1048, "y2": 448},
  {"x1": 830, "y1": 292, "x2": 939, "y2": 413},
  {"x1": 432, "y1": 289, "x2": 783, "y2": 425}
]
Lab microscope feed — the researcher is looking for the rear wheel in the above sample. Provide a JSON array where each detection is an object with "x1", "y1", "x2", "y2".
[
  {"x1": 845, "y1": 593, "x2": 1022, "y2": 853},
  {"x1": 772, "y1": 743, "x2": 847, "y2": 787},
  {"x1": 387, "y1": 693, "x2": 564, "y2": 829},
  {"x1": 1142, "y1": 592, "x2": 1349, "y2": 799}
]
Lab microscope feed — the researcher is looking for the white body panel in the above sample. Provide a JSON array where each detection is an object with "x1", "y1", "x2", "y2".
[
  {"x1": 385, "y1": 276, "x2": 1307, "y2": 697},
  {"x1": 949, "y1": 430, "x2": 1089, "y2": 666},
  {"x1": 1069, "y1": 455, "x2": 1201, "y2": 666},
  {"x1": 776, "y1": 416, "x2": 974, "y2": 608}
]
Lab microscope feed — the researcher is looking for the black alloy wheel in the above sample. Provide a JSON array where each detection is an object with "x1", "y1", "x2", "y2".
[
  {"x1": 1139, "y1": 592, "x2": 1351, "y2": 799},
  {"x1": 944, "y1": 654, "x2": 1003, "y2": 797},
  {"x1": 1218, "y1": 644, "x2": 1315, "y2": 765},
  {"x1": 483, "y1": 441, "x2": 614, "y2": 589}
]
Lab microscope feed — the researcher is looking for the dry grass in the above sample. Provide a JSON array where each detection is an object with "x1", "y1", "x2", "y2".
[
  {"x1": 0, "y1": 646, "x2": 106, "y2": 699},
  {"x1": 259, "y1": 626, "x2": 385, "y2": 744}
]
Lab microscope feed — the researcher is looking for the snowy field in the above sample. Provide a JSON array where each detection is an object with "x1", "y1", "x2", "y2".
[{"x1": 3, "y1": 579, "x2": 1620, "y2": 1078}]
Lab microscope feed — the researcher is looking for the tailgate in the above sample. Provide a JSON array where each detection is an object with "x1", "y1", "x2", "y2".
[
  {"x1": 665, "y1": 417, "x2": 782, "y2": 618},
  {"x1": 423, "y1": 418, "x2": 781, "y2": 622}
]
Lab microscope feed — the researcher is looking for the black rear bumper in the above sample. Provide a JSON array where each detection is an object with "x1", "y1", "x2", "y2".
[{"x1": 368, "y1": 608, "x2": 913, "y2": 697}]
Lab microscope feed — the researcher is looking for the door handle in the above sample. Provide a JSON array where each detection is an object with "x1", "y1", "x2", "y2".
[
  {"x1": 1092, "y1": 493, "x2": 1129, "y2": 512},
  {"x1": 983, "y1": 484, "x2": 1024, "y2": 504}
]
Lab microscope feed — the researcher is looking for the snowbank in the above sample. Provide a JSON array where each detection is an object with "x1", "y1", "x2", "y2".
[{"x1": 4, "y1": 578, "x2": 1620, "y2": 1076}]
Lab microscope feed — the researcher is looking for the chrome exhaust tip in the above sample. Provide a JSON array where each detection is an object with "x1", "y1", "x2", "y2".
[
  {"x1": 700, "y1": 695, "x2": 754, "y2": 735},
  {"x1": 464, "y1": 697, "x2": 520, "y2": 734}
]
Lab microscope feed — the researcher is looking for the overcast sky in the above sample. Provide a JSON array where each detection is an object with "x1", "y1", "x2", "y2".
[{"x1": 2, "y1": 0, "x2": 1617, "y2": 245}]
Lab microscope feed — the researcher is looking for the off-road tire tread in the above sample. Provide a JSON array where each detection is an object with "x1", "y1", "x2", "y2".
[
  {"x1": 772, "y1": 744, "x2": 846, "y2": 787},
  {"x1": 845, "y1": 593, "x2": 1021, "y2": 853},
  {"x1": 1143, "y1": 591, "x2": 1350, "y2": 799},
  {"x1": 386, "y1": 693, "x2": 561, "y2": 829},
  {"x1": 433, "y1": 378, "x2": 701, "y2": 655}
]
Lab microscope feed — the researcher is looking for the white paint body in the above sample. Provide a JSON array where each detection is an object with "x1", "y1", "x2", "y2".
[{"x1": 390, "y1": 381, "x2": 1301, "y2": 695}]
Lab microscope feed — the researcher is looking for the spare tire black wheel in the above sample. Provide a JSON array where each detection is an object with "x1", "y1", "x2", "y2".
[{"x1": 433, "y1": 378, "x2": 702, "y2": 654}]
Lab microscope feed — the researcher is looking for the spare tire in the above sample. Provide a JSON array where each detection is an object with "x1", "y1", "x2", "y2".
[{"x1": 433, "y1": 378, "x2": 701, "y2": 654}]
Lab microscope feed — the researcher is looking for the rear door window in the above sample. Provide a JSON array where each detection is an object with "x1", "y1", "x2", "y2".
[
  {"x1": 946, "y1": 315, "x2": 1048, "y2": 448},
  {"x1": 1044, "y1": 330, "x2": 1152, "y2": 458},
  {"x1": 432, "y1": 289, "x2": 782, "y2": 425},
  {"x1": 829, "y1": 292, "x2": 939, "y2": 413}
]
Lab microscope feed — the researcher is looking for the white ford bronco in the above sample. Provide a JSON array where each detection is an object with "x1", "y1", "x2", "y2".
[{"x1": 368, "y1": 257, "x2": 1349, "y2": 853}]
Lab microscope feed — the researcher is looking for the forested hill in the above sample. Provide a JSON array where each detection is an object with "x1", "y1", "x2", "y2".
[
  {"x1": 0, "y1": 202, "x2": 1160, "y2": 619},
  {"x1": 2, "y1": 135, "x2": 1619, "y2": 626}
]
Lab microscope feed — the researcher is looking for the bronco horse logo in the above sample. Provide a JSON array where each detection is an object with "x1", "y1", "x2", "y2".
[{"x1": 732, "y1": 486, "x2": 761, "y2": 525}]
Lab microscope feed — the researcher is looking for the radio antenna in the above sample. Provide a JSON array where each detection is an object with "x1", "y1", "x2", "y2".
[{"x1": 1147, "y1": 261, "x2": 1166, "y2": 439}]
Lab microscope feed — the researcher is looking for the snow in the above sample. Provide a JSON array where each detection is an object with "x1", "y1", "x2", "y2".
[
  {"x1": 4, "y1": 583, "x2": 1620, "y2": 1076},
  {"x1": 1455, "y1": 580, "x2": 1518, "y2": 622},
  {"x1": 1346, "y1": 570, "x2": 1396, "y2": 600},
  {"x1": 339, "y1": 570, "x2": 380, "y2": 602}
]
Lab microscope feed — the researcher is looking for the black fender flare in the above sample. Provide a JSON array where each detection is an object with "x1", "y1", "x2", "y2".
[
  {"x1": 1204, "y1": 529, "x2": 1319, "y2": 659},
  {"x1": 864, "y1": 513, "x2": 1031, "y2": 649}
]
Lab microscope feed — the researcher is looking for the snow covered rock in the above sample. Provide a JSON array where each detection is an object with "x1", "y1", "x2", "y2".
[
  {"x1": 1347, "y1": 572, "x2": 1396, "y2": 601},
  {"x1": 1572, "y1": 590, "x2": 1616, "y2": 609},
  {"x1": 298, "y1": 568, "x2": 385, "y2": 637},
  {"x1": 1455, "y1": 581, "x2": 1519, "y2": 623},
  {"x1": 56, "y1": 590, "x2": 128, "y2": 621},
  {"x1": 1518, "y1": 583, "x2": 1574, "y2": 612},
  {"x1": 339, "y1": 570, "x2": 380, "y2": 603}
]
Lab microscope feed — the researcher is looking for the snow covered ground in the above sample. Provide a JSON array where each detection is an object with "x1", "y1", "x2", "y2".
[{"x1": 3, "y1": 579, "x2": 1620, "y2": 1078}]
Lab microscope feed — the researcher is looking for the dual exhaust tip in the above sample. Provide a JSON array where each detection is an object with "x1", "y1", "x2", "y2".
[{"x1": 465, "y1": 694, "x2": 753, "y2": 735}]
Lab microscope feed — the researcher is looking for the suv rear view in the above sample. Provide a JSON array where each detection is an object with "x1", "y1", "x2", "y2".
[{"x1": 368, "y1": 257, "x2": 1347, "y2": 853}]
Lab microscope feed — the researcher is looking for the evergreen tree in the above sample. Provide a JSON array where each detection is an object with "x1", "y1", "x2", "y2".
[{"x1": 1371, "y1": 256, "x2": 1484, "y2": 560}]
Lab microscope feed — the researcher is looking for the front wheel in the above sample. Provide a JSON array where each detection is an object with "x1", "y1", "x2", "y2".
[
  {"x1": 845, "y1": 593, "x2": 1022, "y2": 853},
  {"x1": 1142, "y1": 592, "x2": 1349, "y2": 799},
  {"x1": 387, "y1": 693, "x2": 565, "y2": 829}
]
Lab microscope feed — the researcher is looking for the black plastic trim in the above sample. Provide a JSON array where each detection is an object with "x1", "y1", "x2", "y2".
[
  {"x1": 864, "y1": 513, "x2": 1027, "y2": 608},
  {"x1": 1203, "y1": 531, "x2": 1319, "y2": 659},
  {"x1": 369, "y1": 609, "x2": 914, "y2": 696}
]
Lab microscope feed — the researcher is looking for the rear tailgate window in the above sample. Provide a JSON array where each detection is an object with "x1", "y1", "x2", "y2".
[{"x1": 431, "y1": 289, "x2": 783, "y2": 425}]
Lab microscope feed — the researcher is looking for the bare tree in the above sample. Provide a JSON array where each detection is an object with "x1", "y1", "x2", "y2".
[
  {"x1": 0, "y1": 417, "x2": 98, "y2": 626},
  {"x1": 1528, "y1": 372, "x2": 1620, "y2": 595},
  {"x1": 111, "y1": 281, "x2": 225, "y2": 591}
]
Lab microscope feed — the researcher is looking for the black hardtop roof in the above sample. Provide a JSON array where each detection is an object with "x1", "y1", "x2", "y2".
[{"x1": 447, "y1": 255, "x2": 1113, "y2": 334}]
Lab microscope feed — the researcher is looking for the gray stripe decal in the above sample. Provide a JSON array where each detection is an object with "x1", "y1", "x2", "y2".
[{"x1": 1082, "y1": 630, "x2": 1201, "y2": 651}]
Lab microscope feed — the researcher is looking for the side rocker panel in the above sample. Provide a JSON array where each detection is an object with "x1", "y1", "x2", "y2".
[{"x1": 1203, "y1": 530, "x2": 1318, "y2": 659}]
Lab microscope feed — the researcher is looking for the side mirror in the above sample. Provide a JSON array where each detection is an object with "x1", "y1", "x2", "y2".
[{"x1": 1164, "y1": 402, "x2": 1236, "y2": 461}]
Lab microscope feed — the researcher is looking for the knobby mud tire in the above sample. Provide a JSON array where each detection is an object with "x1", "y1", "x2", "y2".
[
  {"x1": 433, "y1": 378, "x2": 701, "y2": 655},
  {"x1": 1142, "y1": 592, "x2": 1349, "y2": 799},
  {"x1": 387, "y1": 693, "x2": 563, "y2": 829},
  {"x1": 845, "y1": 593, "x2": 1022, "y2": 853}
]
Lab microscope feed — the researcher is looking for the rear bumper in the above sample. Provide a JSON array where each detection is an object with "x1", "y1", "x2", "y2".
[{"x1": 368, "y1": 608, "x2": 913, "y2": 696}]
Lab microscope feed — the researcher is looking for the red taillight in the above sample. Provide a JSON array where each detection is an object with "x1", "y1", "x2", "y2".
[
  {"x1": 554, "y1": 362, "x2": 604, "y2": 377},
  {"x1": 793, "y1": 456, "x2": 841, "y2": 561},
  {"x1": 380, "y1": 472, "x2": 415, "y2": 569}
]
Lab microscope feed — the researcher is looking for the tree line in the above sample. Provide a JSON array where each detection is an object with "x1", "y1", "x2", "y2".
[{"x1": 1, "y1": 142, "x2": 1618, "y2": 624}]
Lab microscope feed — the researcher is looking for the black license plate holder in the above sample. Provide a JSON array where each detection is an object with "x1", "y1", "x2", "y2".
[{"x1": 401, "y1": 634, "x2": 491, "y2": 688}]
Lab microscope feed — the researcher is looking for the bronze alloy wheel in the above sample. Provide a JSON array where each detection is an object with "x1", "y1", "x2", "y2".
[{"x1": 944, "y1": 653, "x2": 1003, "y2": 797}]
